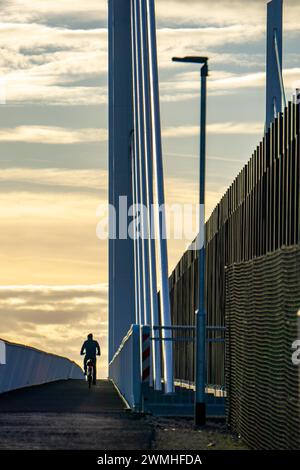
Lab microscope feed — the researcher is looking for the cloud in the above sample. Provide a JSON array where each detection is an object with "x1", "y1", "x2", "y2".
[
  {"x1": 160, "y1": 68, "x2": 300, "y2": 101},
  {"x1": 164, "y1": 174, "x2": 228, "y2": 270},
  {"x1": 154, "y1": 25, "x2": 268, "y2": 74},
  {"x1": 0, "y1": 189, "x2": 107, "y2": 285},
  {"x1": 0, "y1": 166, "x2": 227, "y2": 285},
  {"x1": 0, "y1": 168, "x2": 107, "y2": 192},
  {"x1": 156, "y1": 0, "x2": 300, "y2": 31},
  {"x1": 3, "y1": 83, "x2": 106, "y2": 106},
  {"x1": 0, "y1": 166, "x2": 104, "y2": 289},
  {"x1": 156, "y1": 25, "x2": 264, "y2": 65},
  {"x1": 0, "y1": 284, "x2": 108, "y2": 377},
  {"x1": 2, "y1": 0, "x2": 300, "y2": 33},
  {"x1": 1, "y1": 2, "x2": 299, "y2": 106},
  {"x1": 3, "y1": 22, "x2": 264, "y2": 106},
  {"x1": 0, "y1": 23, "x2": 107, "y2": 104},
  {"x1": 0, "y1": 120, "x2": 264, "y2": 146},
  {"x1": 0, "y1": 19, "x2": 266, "y2": 106},
  {"x1": 0, "y1": 126, "x2": 107, "y2": 144},
  {"x1": 163, "y1": 121, "x2": 263, "y2": 138},
  {"x1": 0, "y1": 0, "x2": 107, "y2": 24}
]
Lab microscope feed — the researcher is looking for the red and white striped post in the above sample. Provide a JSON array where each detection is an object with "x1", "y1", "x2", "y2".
[{"x1": 141, "y1": 325, "x2": 151, "y2": 383}]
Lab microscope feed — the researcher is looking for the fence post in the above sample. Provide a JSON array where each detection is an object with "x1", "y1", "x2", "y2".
[{"x1": 195, "y1": 309, "x2": 207, "y2": 425}]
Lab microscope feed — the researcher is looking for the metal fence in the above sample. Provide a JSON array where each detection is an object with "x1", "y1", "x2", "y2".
[
  {"x1": 144, "y1": 325, "x2": 225, "y2": 416},
  {"x1": 152, "y1": 326, "x2": 226, "y2": 395},
  {"x1": 168, "y1": 101, "x2": 300, "y2": 387},
  {"x1": 225, "y1": 245, "x2": 300, "y2": 450},
  {"x1": 109, "y1": 323, "x2": 225, "y2": 416}
]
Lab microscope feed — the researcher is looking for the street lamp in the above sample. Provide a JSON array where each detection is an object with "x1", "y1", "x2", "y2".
[{"x1": 172, "y1": 56, "x2": 209, "y2": 426}]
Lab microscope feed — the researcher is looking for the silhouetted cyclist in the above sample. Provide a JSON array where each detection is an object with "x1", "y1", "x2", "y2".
[{"x1": 80, "y1": 333, "x2": 101, "y2": 385}]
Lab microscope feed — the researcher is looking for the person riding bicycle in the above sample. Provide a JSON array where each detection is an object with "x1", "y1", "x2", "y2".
[{"x1": 80, "y1": 333, "x2": 101, "y2": 385}]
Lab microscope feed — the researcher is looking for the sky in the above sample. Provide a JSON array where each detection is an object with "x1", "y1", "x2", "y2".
[{"x1": 0, "y1": 0, "x2": 299, "y2": 377}]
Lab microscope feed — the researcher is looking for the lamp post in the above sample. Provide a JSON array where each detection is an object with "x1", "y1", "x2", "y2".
[{"x1": 172, "y1": 56, "x2": 209, "y2": 426}]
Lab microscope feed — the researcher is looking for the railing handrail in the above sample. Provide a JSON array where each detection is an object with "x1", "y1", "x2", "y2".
[
  {"x1": 109, "y1": 324, "x2": 137, "y2": 367},
  {"x1": 152, "y1": 325, "x2": 226, "y2": 331},
  {"x1": 109, "y1": 324, "x2": 142, "y2": 412},
  {"x1": 153, "y1": 325, "x2": 195, "y2": 330}
]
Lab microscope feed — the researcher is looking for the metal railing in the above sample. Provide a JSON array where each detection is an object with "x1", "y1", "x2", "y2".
[
  {"x1": 109, "y1": 323, "x2": 225, "y2": 416},
  {"x1": 152, "y1": 324, "x2": 226, "y2": 395}
]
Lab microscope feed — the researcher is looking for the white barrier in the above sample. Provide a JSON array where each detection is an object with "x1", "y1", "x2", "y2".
[
  {"x1": 0, "y1": 338, "x2": 83, "y2": 394},
  {"x1": 0, "y1": 341, "x2": 5, "y2": 365},
  {"x1": 109, "y1": 325, "x2": 141, "y2": 411}
]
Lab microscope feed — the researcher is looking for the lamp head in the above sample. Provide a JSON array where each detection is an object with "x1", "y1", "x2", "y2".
[{"x1": 172, "y1": 56, "x2": 208, "y2": 65}]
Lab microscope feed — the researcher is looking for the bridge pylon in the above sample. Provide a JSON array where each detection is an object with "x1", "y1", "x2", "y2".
[{"x1": 108, "y1": 0, "x2": 173, "y2": 394}]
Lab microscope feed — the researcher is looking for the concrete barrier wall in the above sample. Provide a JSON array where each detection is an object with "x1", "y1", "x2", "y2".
[{"x1": 0, "y1": 338, "x2": 83, "y2": 394}]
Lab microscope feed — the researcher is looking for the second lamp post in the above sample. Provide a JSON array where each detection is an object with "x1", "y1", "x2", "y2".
[{"x1": 172, "y1": 56, "x2": 209, "y2": 426}]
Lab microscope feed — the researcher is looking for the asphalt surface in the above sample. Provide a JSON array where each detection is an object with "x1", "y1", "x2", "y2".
[{"x1": 0, "y1": 380, "x2": 153, "y2": 450}]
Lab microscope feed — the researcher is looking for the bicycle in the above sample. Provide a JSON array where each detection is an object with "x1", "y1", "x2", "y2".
[{"x1": 86, "y1": 359, "x2": 95, "y2": 389}]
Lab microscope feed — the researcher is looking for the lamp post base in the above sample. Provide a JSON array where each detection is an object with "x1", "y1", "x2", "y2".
[{"x1": 195, "y1": 402, "x2": 206, "y2": 426}]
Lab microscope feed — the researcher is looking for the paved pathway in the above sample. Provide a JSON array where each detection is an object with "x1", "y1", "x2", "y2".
[{"x1": 0, "y1": 380, "x2": 153, "y2": 450}]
